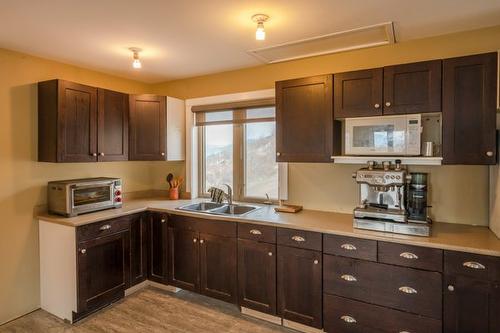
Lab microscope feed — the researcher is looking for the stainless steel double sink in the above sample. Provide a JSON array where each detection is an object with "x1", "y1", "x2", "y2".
[{"x1": 176, "y1": 202, "x2": 260, "y2": 216}]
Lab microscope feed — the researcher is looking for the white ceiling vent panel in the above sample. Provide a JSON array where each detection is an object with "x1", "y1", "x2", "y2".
[{"x1": 248, "y1": 22, "x2": 395, "y2": 64}]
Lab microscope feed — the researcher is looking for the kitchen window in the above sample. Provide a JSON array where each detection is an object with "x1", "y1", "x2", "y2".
[{"x1": 194, "y1": 99, "x2": 284, "y2": 202}]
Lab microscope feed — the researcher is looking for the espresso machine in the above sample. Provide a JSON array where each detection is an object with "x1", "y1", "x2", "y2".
[{"x1": 352, "y1": 160, "x2": 431, "y2": 236}]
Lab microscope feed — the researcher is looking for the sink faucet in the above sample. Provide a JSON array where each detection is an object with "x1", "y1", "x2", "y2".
[{"x1": 223, "y1": 184, "x2": 233, "y2": 205}]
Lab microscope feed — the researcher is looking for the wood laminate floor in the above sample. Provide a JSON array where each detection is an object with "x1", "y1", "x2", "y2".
[{"x1": 0, "y1": 287, "x2": 294, "y2": 333}]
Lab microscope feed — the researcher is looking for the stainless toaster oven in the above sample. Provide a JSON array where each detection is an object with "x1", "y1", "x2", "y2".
[{"x1": 47, "y1": 178, "x2": 122, "y2": 217}]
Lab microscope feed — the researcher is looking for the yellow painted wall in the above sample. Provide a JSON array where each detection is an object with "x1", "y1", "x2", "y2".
[
  {"x1": 0, "y1": 48, "x2": 182, "y2": 324},
  {"x1": 153, "y1": 25, "x2": 500, "y2": 226}
]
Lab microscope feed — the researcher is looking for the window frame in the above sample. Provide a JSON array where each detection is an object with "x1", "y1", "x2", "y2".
[{"x1": 197, "y1": 108, "x2": 281, "y2": 203}]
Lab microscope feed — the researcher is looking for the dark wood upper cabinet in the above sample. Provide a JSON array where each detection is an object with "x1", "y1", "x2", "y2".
[
  {"x1": 38, "y1": 80, "x2": 98, "y2": 162},
  {"x1": 148, "y1": 212, "x2": 168, "y2": 284},
  {"x1": 277, "y1": 245, "x2": 322, "y2": 328},
  {"x1": 334, "y1": 68, "x2": 383, "y2": 118},
  {"x1": 168, "y1": 226, "x2": 199, "y2": 292},
  {"x1": 76, "y1": 229, "x2": 129, "y2": 317},
  {"x1": 129, "y1": 94, "x2": 166, "y2": 161},
  {"x1": 238, "y1": 239, "x2": 277, "y2": 315},
  {"x1": 276, "y1": 75, "x2": 340, "y2": 162},
  {"x1": 383, "y1": 60, "x2": 442, "y2": 115},
  {"x1": 129, "y1": 213, "x2": 148, "y2": 287},
  {"x1": 199, "y1": 233, "x2": 237, "y2": 303},
  {"x1": 97, "y1": 89, "x2": 128, "y2": 161},
  {"x1": 442, "y1": 53, "x2": 498, "y2": 165}
]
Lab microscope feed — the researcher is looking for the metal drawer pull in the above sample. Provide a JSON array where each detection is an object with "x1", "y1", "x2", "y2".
[
  {"x1": 249, "y1": 229, "x2": 262, "y2": 235},
  {"x1": 291, "y1": 235, "x2": 305, "y2": 242},
  {"x1": 400, "y1": 252, "x2": 419, "y2": 260},
  {"x1": 314, "y1": 259, "x2": 319, "y2": 265},
  {"x1": 340, "y1": 243, "x2": 357, "y2": 251},
  {"x1": 341, "y1": 274, "x2": 357, "y2": 282},
  {"x1": 161, "y1": 219, "x2": 166, "y2": 223},
  {"x1": 80, "y1": 249, "x2": 86, "y2": 254},
  {"x1": 340, "y1": 315, "x2": 356, "y2": 323},
  {"x1": 99, "y1": 224, "x2": 111, "y2": 231},
  {"x1": 200, "y1": 239, "x2": 204, "y2": 244},
  {"x1": 400, "y1": 331, "x2": 411, "y2": 333},
  {"x1": 268, "y1": 252, "x2": 273, "y2": 256},
  {"x1": 399, "y1": 286, "x2": 418, "y2": 294},
  {"x1": 463, "y1": 261, "x2": 486, "y2": 270},
  {"x1": 193, "y1": 238, "x2": 197, "y2": 243}
]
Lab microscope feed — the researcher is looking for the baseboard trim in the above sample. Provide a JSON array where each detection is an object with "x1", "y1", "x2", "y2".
[
  {"x1": 283, "y1": 319, "x2": 325, "y2": 333},
  {"x1": 241, "y1": 307, "x2": 282, "y2": 325},
  {"x1": 125, "y1": 280, "x2": 149, "y2": 296},
  {"x1": 147, "y1": 281, "x2": 181, "y2": 293}
]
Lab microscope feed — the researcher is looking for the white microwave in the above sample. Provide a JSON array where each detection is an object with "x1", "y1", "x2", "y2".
[{"x1": 345, "y1": 114, "x2": 422, "y2": 156}]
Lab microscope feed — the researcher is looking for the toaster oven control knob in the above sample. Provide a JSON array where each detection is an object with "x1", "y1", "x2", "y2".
[
  {"x1": 115, "y1": 190, "x2": 122, "y2": 196},
  {"x1": 115, "y1": 197, "x2": 122, "y2": 203}
]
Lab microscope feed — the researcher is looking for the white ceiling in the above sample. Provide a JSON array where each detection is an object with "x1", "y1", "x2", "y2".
[{"x1": 1, "y1": 0, "x2": 500, "y2": 83}]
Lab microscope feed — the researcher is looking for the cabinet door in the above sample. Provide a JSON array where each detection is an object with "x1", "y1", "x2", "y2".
[
  {"x1": 238, "y1": 239, "x2": 276, "y2": 314},
  {"x1": 443, "y1": 53, "x2": 497, "y2": 165},
  {"x1": 97, "y1": 89, "x2": 128, "y2": 161},
  {"x1": 277, "y1": 245, "x2": 322, "y2": 328},
  {"x1": 383, "y1": 60, "x2": 442, "y2": 115},
  {"x1": 168, "y1": 227, "x2": 199, "y2": 292},
  {"x1": 129, "y1": 94, "x2": 166, "y2": 161},
  {"x1": 444, "y1": 275, "x2": 500, "y2": 333},
  {"x1": 76, "y1": 230, "x2": 129, "y2": 315},
  {"x1": 58, "y1": 80, "x2": 98, "y2": 162},
  {"x1": 129, "y1": 213, "x2": 148, "y2": 287},
  {"x1": 276, "y1": 75, "x2": 339, "y2": 162},
  {"x1": 200, "y1": 233, "x2": 237, "y2": 304},
  {"x1": 148, "y1": 213, "x2": 168, "y2": 284},
  {"x1": 334, "y1": 68, "x2": 383, "y2": 118}
]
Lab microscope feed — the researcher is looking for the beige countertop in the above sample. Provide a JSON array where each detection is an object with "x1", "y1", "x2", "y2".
[{"x1": 37, "y1": 197, "x2": 500, "y2": 257}]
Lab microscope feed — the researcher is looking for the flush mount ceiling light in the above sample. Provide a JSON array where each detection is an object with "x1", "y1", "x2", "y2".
[
  {"x1": 129, "y1": 47, "x2": 142, "y2": 69},
  {"x1": 252, "y1": 14, "x2": 269, "y2": 41}
]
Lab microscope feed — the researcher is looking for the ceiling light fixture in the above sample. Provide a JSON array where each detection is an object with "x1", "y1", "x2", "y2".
[
  {"x1": 252, "y1": 14, "x2": 269, "y2": 41},
  {"x1": 129, "y1": 47, "x2": 142, "y2": 69}
]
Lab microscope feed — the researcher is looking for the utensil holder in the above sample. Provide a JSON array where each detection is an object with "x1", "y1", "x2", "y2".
[{"x1": 169, "y1": 188, "x2": 179, "y2": 200}]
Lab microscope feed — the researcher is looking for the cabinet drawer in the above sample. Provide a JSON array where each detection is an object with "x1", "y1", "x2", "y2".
[
  {"x1": 378, "y1": 242, "x2": 443, "y2": 272},
  {"x1": 324, "y1": 255, "x2": 442, "y2": 319},
  {"x1": 277, "y1": 228, "x2": 322, "y2": 251},
  {"x1": 238, "y1": 223, "x2": 276, "y2": 243},
  {"x1": 323, "y1": 234, "x2": 377, "y2": 261},
  {"x1": 445, "y1": 250, "x2": 500, "y2": 281},
  {"x1": 324, "y1": 294, "x2": 442, "y2": 333},
  {"x1": 169, "y1": 214, "x2": 236, "y2": 238},
  {"x1": 77, "y1": 216, "x2": 130, "y2": 242}
]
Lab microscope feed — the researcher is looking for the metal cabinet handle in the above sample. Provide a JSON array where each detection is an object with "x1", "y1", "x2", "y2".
[
  {"x1": 486, "y1": 151, "x2": 494, "y2": 157},
  {"x1": 91, "y1": 153, "x2": 97, "y2": 157},
  {"x1": 448, "y1": 285, "x2": 455, "y2": 292},
  {"x1": 341, "y1": 274, "x2": 357, "y2": 282},
  {"x1": 161, "y1": 152, "x2": 165, "y2": 156},
  {"x1": 313, "y1": 259, "x2": 319, "y2": 265},
  {"x1": 161, "y1": 219, "x2": 166, "y2": 223},
  {"x1": 200, "y1": 239, "x2": 204, "y2": 244},
  {"x1": 340, "y1": 315, "x2": 356, "y2": 323},
  {"x1": 385, "y1": 102, "x2": 391, "y2": 107},
  {"x1": 276, "y1": 152, "x2": 281, "y2": 157},
  {"x1": 374, "y1": 103, "x2": 380, "y2": 109},
  {"x1": 399, "y1": 331, "x2": 411, "y2": 333},
  {"x1": 99, "y1": 224, "x2": 111, "y2": 231},
  {"x1": 291, "y1": 235, "x2": 305, "y2": 242},
  {"x1": 340, "y1": 243, "x2": 357, "y2": 251},
  {"x1": 249, "y1": 229, "x2": 262, "y2": 235},
  {"x1": 80, "y1": 249, "x2": 86, "y2": 254},
  {"x1": 400, "y1": 252, "x2": 419, "y2": 260},
  {"x1": 99, "y1": 152, "x2": 105, "y2": 156},
  {"x1": 399, "y1": 286, "x2": 418, "y2": 294},
  {"x1": 268, "y1": 252, "x2": 273, "y2": 256},
  {"x1": 463, "y1": 261, "x2": 486, "y2": 269},
  {"x1": 193, "y1": 238, "x2": 197, "y2": 243}
]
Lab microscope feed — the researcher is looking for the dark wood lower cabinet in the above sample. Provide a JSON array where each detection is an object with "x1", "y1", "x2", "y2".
[
  {"x1": 168, "y1": 227, "x2": 199, "y2": 291},
  {"x1": 444, "y1": 274, "x2": 500, "y2": 333},
  {"x1": 129, "y1": 213, "x2": 148, "y2": 287},
  {"x1": 277, "y1": 245, "x2": 322, "y2": 328},
  {"x1": 200, "y1": 233, "x2": 237, "y2": 303},
  {"x1": 75, "y1": 230, "x2": 129, "y2": 319},
  {"x1": 148, "y1": 213, "x2": 168, "y2": 283},
  {"x1": 237, "y1": 239, "x2": 276, "y2": 314}
]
